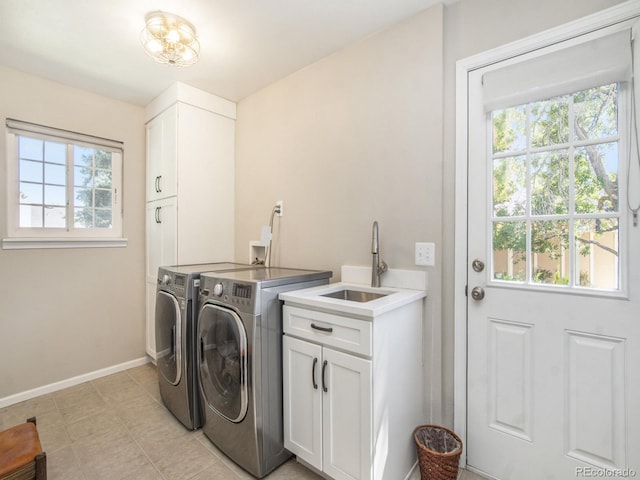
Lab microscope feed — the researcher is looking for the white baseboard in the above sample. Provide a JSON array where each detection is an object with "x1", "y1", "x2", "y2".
[{"x1": 0, "y1": 356, "x2": 151, "y2": 408}]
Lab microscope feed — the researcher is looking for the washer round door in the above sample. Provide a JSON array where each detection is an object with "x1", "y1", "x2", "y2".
[
  {"x1": 155, "y1": 290, "x2": 182, "y2": 386},
  {"x1": 198, "y1": 303, "x2": 248, "y2": 423}
]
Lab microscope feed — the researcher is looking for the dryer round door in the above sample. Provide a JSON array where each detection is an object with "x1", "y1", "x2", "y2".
[
  {"x1": 198, "y1": 303, "x2": 248, "y2": 423},
  {"x1": 155, "y1": 290, "x2": 182, "y2": 386}
]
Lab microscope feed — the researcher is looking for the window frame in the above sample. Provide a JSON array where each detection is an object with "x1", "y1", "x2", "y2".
[{"x1": 3, "y1": 119, "x2": 126, "y2": 249}]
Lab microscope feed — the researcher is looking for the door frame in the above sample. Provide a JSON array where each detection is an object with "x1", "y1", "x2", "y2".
[{"x1": 453, "y1": 0, "x2": 640, "y2": 470}]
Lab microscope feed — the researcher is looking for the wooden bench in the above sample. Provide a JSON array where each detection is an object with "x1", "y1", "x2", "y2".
[{"x1": 0, "y1": 417, "x2": 46, "y2": 480}]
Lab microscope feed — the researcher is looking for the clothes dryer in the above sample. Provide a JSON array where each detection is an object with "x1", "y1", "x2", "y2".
[
  {"x1": 155, "y1": 262, "x2": 263, "y2": 430},
  {"x1": 197, "y1": 267, "x2": 331, "y2": 478}
]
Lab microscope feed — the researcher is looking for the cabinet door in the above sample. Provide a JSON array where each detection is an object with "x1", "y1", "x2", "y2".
[
  {"x1": 146, "y1": 105, "x2": 177, "y2": 202},
  {"x1": 146, "y1": 198, "x2": 177, "y2": 359},
  {"x1": 176, "y1": 103, "x2": 235, "y2": 263},
  {"x1": 283, "y1": 335, "x2": 323, "y2": 470},
  {"x1": 323, "y1": 348, "x2": 372, "y2": 480},
  {"x1": 146, "y1": 198, "x2": 177, "y2": 283}
]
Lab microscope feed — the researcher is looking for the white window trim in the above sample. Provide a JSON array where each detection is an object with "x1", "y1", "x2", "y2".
[
  {"x1": 4, "y1": 119, "x2": 127, "y2": 249},
  {"x1": 454, "y1": 1, "x2": 640, "y2": 468}
]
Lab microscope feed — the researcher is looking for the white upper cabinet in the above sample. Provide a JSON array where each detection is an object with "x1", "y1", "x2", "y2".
[
  {"x1": 144, "y1": 82, "x2": 237, "y2": 359},
  {"x1": 146, "y1": 104, "x2": 177, "y2": 202}
]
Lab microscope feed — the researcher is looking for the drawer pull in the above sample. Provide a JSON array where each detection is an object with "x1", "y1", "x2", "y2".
[
  {"x1": 312, "y1": 357, "x2": 318, "y2": 390},
  {"x1": 311, "y1": 323, "x2": 333, "y2": 333}
]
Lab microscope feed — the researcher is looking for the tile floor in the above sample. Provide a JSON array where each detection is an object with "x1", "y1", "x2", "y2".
[{"x1": 0, "y1": 363, "x2": 485, "y2": 480}]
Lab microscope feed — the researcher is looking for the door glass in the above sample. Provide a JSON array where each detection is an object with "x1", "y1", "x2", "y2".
[
  {"x1": 491, "y1": 83, "x2": 621, "y2": 291},
  {"x1": 155, "y1": 291, "x2": 181, "y2": 385},
  {"x1": 199, "y1": 304, "x2": 248, "y2": 423}
]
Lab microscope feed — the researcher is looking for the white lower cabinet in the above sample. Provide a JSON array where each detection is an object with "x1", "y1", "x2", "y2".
[
  {"x1": 282, "y1": 302, "x2": 423, "y2": 480},
  {"x1": 283, "y1": 336, "x2": 372, "y2": 480},
  {"x1": 145, "y1": 197, "x2": 177, "y2": 357}
]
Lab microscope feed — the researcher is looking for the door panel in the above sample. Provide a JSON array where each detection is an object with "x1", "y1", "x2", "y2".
[
  {"x1": 487, "y1": 318, "x2": 533, "y2": 441},
  {"x1": 565, "y1": 331, "x2": 626, "y2": 467}
]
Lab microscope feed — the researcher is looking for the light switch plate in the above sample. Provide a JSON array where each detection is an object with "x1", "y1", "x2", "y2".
[{"x1": 415, "y1": 242, "x2": 435, "y2": 266}]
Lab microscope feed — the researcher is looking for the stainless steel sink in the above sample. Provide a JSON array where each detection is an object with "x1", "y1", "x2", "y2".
[{"x1": 321, "y1": 289, "x2": 389, "y2": 303}]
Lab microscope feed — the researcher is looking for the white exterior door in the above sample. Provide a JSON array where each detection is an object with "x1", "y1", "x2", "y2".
[{"x1": 465, "y1": 25, "x2": 640, "y2": 480}]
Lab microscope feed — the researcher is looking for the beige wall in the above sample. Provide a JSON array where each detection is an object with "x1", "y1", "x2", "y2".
[
  {"x1": 235, "y1": 5, "x2": 444, "y2": 418},
  {"x1": 0, "y1": 67, "x2": 146, "y2": 399},
  {"x1": 441, "y1": 0, "x2": 628, "y2": 426}
]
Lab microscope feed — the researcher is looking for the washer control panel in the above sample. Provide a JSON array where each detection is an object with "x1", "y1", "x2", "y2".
[{"x1": 200, "y1": 276, "x2": 257, "y2": 313}]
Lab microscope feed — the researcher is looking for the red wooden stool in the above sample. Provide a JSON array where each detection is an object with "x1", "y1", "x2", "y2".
[{"x1": 0, "y1": 417, "x2": 46, "y2": 480}]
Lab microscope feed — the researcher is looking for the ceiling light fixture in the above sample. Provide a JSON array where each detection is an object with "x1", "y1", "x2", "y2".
[{"x1": 141, "y1": 11, "x2": 200, "y2": 67}]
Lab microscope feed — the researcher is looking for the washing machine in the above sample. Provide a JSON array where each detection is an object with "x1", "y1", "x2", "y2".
[
  {"x1": 155, "y1": 262, "x2": 264, "y2": 430},
  {"x1": 197, "y1": 267, "x2": 332, "y2": 478}
]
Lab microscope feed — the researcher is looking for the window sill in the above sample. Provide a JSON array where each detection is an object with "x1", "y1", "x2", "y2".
[{"x1": 2, "y1": 238, "x2": 128, "y2": 250}]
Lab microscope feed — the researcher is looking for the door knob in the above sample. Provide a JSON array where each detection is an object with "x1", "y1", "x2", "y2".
[
  {"x1": 471, "y1": 287, "x2": 485, "y2": 301},
  {"x1": 472, "y1": 259, "x2": 485, "y2": 272}
]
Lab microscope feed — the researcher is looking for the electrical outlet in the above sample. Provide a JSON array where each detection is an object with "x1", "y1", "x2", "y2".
[
  {"x1": 276, "y1": 200, "x2": 283, "y2": 217},
  {"x1": 415, "y1": 242, "x2": 435, "y2": 266}
]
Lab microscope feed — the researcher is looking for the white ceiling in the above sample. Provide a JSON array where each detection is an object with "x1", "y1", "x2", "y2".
[{"x1": 0, "y1": 0, "x2": 444, "y2": 106}]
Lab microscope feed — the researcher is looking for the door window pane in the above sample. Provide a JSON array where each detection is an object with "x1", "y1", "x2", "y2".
[
  {"x1": 531, "y1": 220, "x2": 569, "y2": 285},
  {"x1": 575, "y1": 219, "x2": 618, "y2": 290},
  {"x1": 574, "y1": 84, "x2": 618, "y2": 139},
  {"x1": 493, "y1": 221, "x2": 526, "y2": 282},
  {"x1": 531, "y1": 150, "x2": 569, "y2": 215},
  {"x1": 530, "y1": 97, "x2": 569, "y2": 147},
  {"x1": 574, "y1": 143, "x2": 618, "y2": 214},
  {"x1": 493, "y1": 156, "x2": 526, "y2": 217},
  {"x1": 493, "y1": 106, "x2": 526, "y2": 153}
]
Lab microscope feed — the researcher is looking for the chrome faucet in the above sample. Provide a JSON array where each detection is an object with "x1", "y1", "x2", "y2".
[{"x1": 371, "y1": 221, "x2": 388, "y2": 287}]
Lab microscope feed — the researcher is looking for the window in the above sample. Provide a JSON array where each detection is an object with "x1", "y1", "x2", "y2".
[
  {"x1": 491, "y1": 83, "x2": 622, "y2": 290},
  {"x1": 4, "y1": 119, "x2": 125, "y2": 248}
]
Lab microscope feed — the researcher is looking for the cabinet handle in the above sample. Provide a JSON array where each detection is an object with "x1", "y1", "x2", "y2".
[
  {"x1": 155, "y1": 175, "x2": 162, "y2": 193},
  {"x1": 322, "y1": 360, "x2": 328, "y2": 393},
  {"x1": 155, "y1": 207, "x2": 161, "y2": 223},
  {"x1": 311, "y1": 323, "x2": 333, "y2": 333},
  {"x1": 312, "y1": 357, "x2": 318, "y2": 390}
]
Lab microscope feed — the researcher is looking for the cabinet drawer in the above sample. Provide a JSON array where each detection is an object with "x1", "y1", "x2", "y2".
[{"x1": 283, "y1": 305, "x2": 372, "y2": 356}]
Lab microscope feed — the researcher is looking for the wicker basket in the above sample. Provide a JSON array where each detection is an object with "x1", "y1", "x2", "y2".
[{"x1": 413, "y1": 425, "x2": 462, "y2": 480}]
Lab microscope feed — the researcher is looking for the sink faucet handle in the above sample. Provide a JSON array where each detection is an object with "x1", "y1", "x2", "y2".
[{"x1": 379, "y1": 260, "x2": 388, "y2": 273}]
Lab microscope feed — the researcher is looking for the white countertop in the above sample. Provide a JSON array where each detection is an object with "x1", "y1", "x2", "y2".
[{"x1": 279, "y1": 282, "x2": 426, "y2": 318}]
